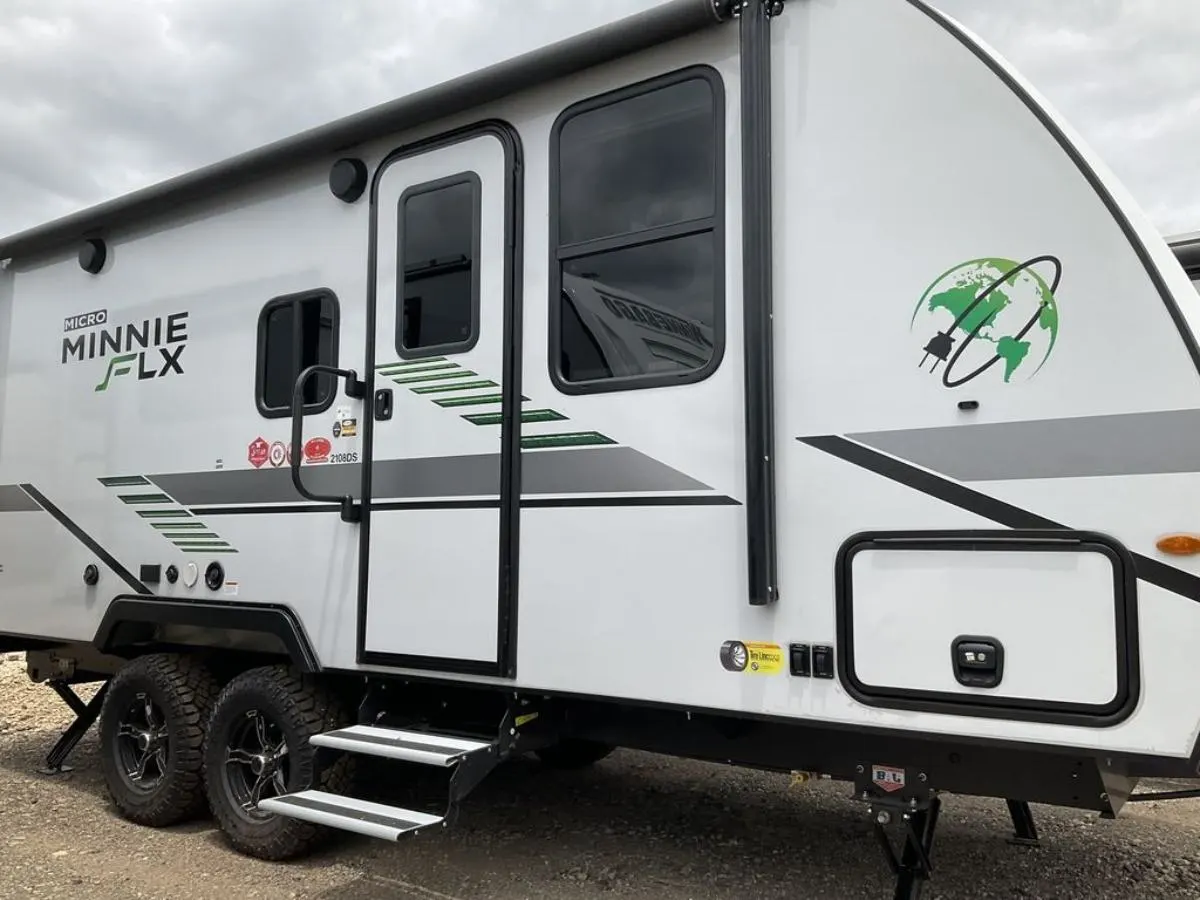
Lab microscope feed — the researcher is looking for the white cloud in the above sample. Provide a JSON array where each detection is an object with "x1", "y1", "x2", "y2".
[{"x1": 1, "y1": 0, "x2": 1197, "y2": 237}]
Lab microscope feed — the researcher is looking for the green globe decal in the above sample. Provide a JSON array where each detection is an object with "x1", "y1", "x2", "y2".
[{"x1": 912, "y1": 255, "x2": 1061, "y2": 388}]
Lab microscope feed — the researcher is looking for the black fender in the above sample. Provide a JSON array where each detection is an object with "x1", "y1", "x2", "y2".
[{"x1": 94, "y1": 595, "x2": 320, "y2": 672}]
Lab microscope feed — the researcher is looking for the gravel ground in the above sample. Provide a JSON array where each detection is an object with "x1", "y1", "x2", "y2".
[{"x1": 3, "y1": 654, "x2": 1200, "y2": 899}]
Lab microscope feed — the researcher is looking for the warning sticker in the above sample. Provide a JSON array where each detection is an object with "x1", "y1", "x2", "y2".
[
  {"x1": 745, "y1": 642, "x2": 784, "y2": 674},
  {"x1": 719, "y1": 640, "x2": 784, "y2": 674},
  {"x1": 247, "y1": 436, "x2": 269, "y2": 469}
]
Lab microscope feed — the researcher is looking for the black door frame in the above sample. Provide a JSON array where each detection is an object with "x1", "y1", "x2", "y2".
[{"x1": 355, "y1": 119, "x2": 524, "y2": 678}]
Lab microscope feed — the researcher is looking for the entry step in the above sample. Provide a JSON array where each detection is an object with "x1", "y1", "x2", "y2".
[
  {"x1": 310, "y1": 724, "x2": 494, "y2": 767},
  {"x1": 257, "y1": 790, "x2": 444, "y2": 841}
]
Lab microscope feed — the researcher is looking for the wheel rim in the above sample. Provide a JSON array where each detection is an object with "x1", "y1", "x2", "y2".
[
  {"x1": 114, "y1": 691, "x2": 170, "y2": 793},
  {"x1": 223, "y1": 709, "x2": 290, "y2": 821}
]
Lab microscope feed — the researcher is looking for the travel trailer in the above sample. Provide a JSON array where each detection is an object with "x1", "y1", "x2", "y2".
[{"x1": 3, "y1": 1, "x2": 1200, "y2": 896}]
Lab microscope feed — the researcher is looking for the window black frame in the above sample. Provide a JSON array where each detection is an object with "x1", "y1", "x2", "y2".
[
  {"x1": 254, "y1": 288, "x2": 340, "y2": 419},
  {"x1": 547, "y1": 64, "x2": 726, "y2": 396},
  {"x1": 395, "y1": 171, "x2": 483, "y2": 360}
]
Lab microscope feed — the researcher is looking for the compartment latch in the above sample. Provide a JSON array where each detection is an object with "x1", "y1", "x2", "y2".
[{"x1": 951, "y1": 635, "x2": 1004, "y2": 688}]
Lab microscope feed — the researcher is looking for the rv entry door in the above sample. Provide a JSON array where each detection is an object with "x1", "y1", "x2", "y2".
[{"x1": 360, "y1": 126, "x2": 520, "y2": 676}]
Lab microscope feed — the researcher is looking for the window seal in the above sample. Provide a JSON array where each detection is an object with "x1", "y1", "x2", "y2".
[
  {"x1": 547, "y1": 64, "x2": 726, "y2": 396},
  {"x1": 255, "y1": 287, "x2": 341, "y2": 420},
  {"x1": 395, "y1": 171, "x2": 483, "y2": 360}
]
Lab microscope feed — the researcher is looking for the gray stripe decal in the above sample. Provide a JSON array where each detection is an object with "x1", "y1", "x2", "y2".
[
  {"x1": 271, "y1": 794, "x2": 428, "y2": 833},
  {"x1": 0, "y1": 484, "x2": 42, "y2": 512},
  {"x1": 148, "y1": 447, "x2": 713, "y2": 506},
  {"x1": 850, "y1": 409, "x2": 1200, "y2": 482}
]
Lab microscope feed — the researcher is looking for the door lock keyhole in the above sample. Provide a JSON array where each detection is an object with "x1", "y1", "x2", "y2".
[{"x1": 374, "y1": 388, "x2": 393, "y2": 421}]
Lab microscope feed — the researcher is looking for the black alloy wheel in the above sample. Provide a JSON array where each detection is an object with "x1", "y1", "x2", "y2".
[
  {"x1": 98, "y1": 653, "x2": 219, "y2": 827},
  {"x1": 203, "y1": 665, "x2": 354, "y2": 861}
]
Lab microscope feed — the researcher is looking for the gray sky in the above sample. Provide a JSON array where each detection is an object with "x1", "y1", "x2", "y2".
[{"x1": 1, "y1": 0, "x2": 1197, "y2": 239}]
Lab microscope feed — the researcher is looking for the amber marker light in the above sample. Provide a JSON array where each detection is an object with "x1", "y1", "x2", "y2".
[{"x1": 1155, "y1": 534, "x2": 1200, "y2": 556}]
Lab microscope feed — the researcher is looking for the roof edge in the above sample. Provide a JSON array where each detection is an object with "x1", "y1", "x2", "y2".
[{"x1": 0, "y1": 0, "x2": 732, "y2": 262}]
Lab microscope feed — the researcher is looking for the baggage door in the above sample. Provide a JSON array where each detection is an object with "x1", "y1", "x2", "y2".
[{"x1": 360, "y1": 126, "x2": 520, "y2": 676}]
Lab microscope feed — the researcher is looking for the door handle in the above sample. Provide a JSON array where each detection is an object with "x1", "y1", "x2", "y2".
[
  {"x1": 374, "y1": 388, "x2": 393, "y2": 421},
  {"x1": 289, "y1": 364, "x2": 364, "y2": 523}
]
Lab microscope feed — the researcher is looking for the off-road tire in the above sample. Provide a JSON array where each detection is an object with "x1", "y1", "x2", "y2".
[
  {"x1": 203, "y1": 665, "x2": 354, "y2": 861},
  {"x1": 534, "y1": 738, "x2": 615, "y2": 770},
  {"x1": 98, "y1": 653, "x2": 220, "y2": 827}
]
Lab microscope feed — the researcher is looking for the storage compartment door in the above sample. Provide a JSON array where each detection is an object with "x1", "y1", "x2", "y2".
[{"x1": 836, "y1": 533, "x2": 1137, "y2": 724}]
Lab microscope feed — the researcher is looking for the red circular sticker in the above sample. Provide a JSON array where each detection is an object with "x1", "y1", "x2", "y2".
[
  {"x1": 247, "y1": 436, "x2": 269, "y2": 469},
  {"x1": 303, "y1": 436, "x2": 331, "y2": 463}
]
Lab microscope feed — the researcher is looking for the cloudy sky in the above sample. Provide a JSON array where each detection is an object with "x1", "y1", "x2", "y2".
[{"x1": 1, "y1": 0, "x2": 1198, "y2": 240}]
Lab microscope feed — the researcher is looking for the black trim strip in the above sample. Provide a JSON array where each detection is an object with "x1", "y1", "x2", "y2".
[
  {"x1": 361, "y1": 120, "x2": 524, "y2": 680},
  {"x1": 325, "y1": 662, "x2": 1200, "y2": 779},
  {"x1": 20, "y1": 484, "x2": 149, "y2": 595},
  {"x1": 194, "y1": 494, "x2": 740, "y2": 516},
  {"x1": 907, "y1": 0, "x2": 1200, "y2": 378},
  {"x1": 94, "y1": 596, "x2": 320, "y2": 672},
  {"x1": 800, "y1": 435, "x2": 1200, "y2": 604},
  {"x1": 739, "y1": 2, "x2": 779, "y2": 606},
  {"x1": 359, "y1": 650, "x2": 503, "y2": 678},
  {"x1": 835, "y1": 530, "x2": 1140, "y2": 728}
]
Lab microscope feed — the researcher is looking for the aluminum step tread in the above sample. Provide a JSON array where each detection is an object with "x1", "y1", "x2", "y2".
[
  {"x1": 256, "y1": 790, "x2": 444, "y2": 841},
  {"x1": 310, "y1": 724, "x2": 494, "y2": 766}
]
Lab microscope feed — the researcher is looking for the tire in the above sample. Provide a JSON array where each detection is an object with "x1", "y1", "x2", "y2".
[
  {"x1": 203, "y1": 665, "x2": 354, "y2": 861},
  {"x1": 98, "y1": 653, "x2": 219, "y2": 827},
  {"x1": 534, "y1": 738, "x2": 614, "y2": 770}
]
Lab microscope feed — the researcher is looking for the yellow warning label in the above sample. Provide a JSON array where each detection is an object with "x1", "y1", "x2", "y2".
[{"x1": 744, "y1": 641, "x2": 784, "y2": 675}]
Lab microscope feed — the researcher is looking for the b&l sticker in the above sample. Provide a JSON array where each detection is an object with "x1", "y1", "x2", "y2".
[
  {"x1": 719, "y1": 640, "x2": 784, "y2": 675},
  {"x1": 872, "y1": 765, "x2": 906, "y2": 793}
]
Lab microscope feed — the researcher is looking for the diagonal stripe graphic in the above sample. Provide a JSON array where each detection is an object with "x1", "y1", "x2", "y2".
[{"x1": 800, "y1": 434, "x2": 1200, "y2": 603}]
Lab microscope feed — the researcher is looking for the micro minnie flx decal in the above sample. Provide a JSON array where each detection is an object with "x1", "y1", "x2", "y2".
[
  {"x1": 912, "y1": 256, "x2": 1061, "y2": 388},
  {"x1": 61, "y1": 308, "x2": 189, "y2": 393}
]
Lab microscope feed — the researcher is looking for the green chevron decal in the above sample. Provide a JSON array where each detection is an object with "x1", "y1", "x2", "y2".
[
  {"x1": 99, "y1": 475, "x2": 237, "y2": 553},
  {"x1": 377, "y1": 359, "x2": 618, "y2": 450}
]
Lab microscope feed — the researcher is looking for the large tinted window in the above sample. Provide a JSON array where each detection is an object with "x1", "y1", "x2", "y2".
[
  {"x1": 550, "y1": 68, "x2": 724, "y2": 392},
  {"x1": 397, "y1": 173, "x2": 481, "y2": 356},
  {"x1": 256, "y1": 290, "x2": 339, "y2": 417}
]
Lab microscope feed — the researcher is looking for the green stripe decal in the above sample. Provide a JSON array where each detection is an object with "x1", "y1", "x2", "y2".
[
  {"x1": 435, "y1": 394, "x2": 504, "y2": 408},
  {"x1": 378, "y1": 358, "x2": 446, "y2": 373},
  {"x1": 99, "y1": 476, "x2": 150, "y2": 487},
  {"x1": 382, "y1": 362, "x2": 458, "y2": 376},
  {"x1": 521, "y1": 432, "x2": 617, "y2": 449},
  {"x1": 102, "y1": 473, "x2": 237, "y2": 552},
  {"x1": 411, "y1": 379, "x2": 498, "y2": 394},
  {"x1": 464, "y1": 409, "x2": 567, "y2": 426},
  {"x1": 392, "y1": 370, "x2": 477, "y2": 385}
]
